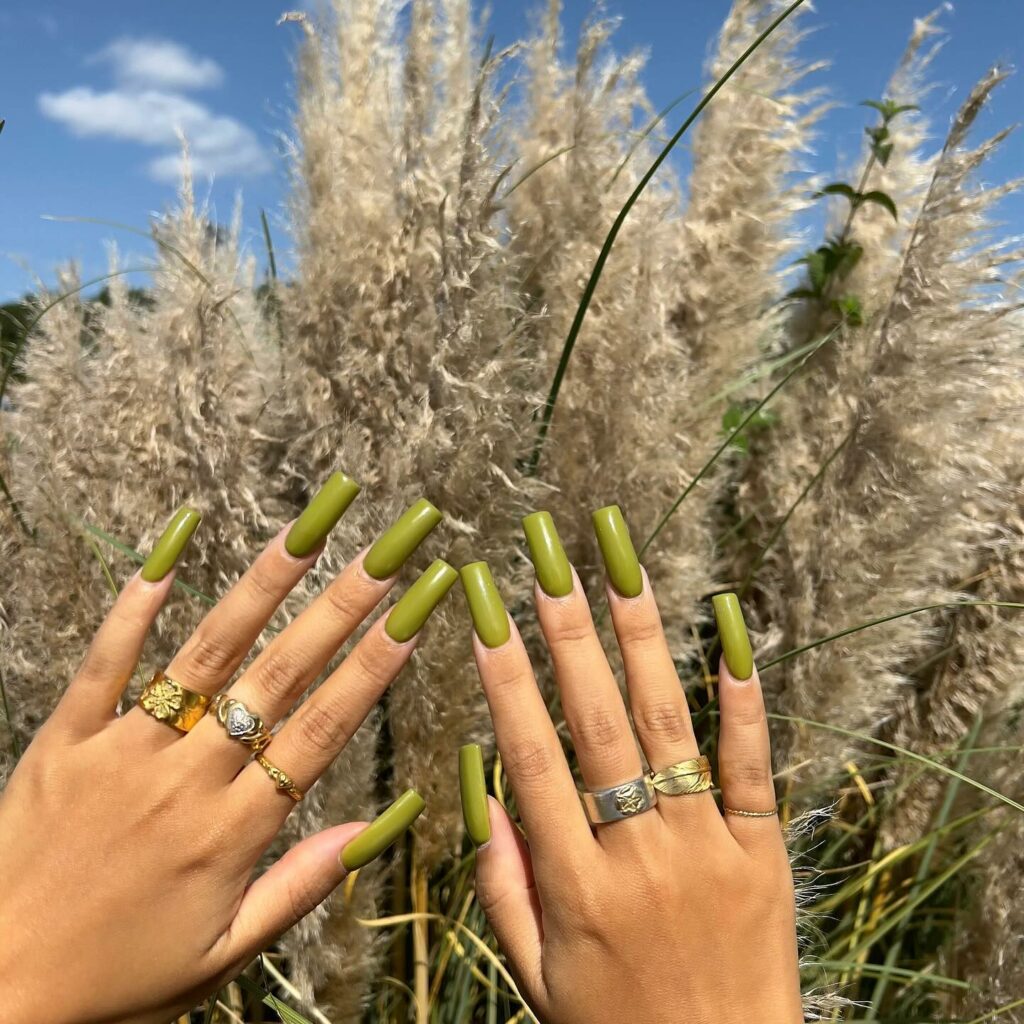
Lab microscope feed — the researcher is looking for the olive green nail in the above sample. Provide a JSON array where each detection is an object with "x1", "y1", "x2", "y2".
[
  {"x1": 522, "y1": 511, "x2": 573, "y2": 598},
  {"x1": 592, "y1": 505, "x2": 643, "y2": 599},
  {"x1": 460, "y1": 562, "x2": 511, "y2": 648},
  {"x1": 285, "y1": 471, "x2": 361, "y2": 557},
  {"x1": 364, "y1": 498, "x2": 443, "y2": 580},
  {"x1": 712, "y1": 592, "x2": 754, "y2": 682},
  {"x1": 140, "y1": 507, "x2": 201, "y2": 583},
  {"x1": 385, "y1": 560, "x2": 458, "y2": 643},
  {"x1": 340, "y1": 789, "x2": 426, "y2": 871},
  {"x1": 459, "y1": 744, "x2": 491, "y2": 847}
]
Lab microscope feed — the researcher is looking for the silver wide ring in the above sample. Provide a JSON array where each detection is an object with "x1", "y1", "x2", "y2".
[{"x1": 580, "y1": 775, "x2": 658, "y2": 825}]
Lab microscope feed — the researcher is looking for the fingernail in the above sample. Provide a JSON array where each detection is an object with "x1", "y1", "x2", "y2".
[
  {"x1": 460, "y1": 562, "x2": 511, "y2": 648},
  {"x1": 285, "y1": 472, "x2": 361, "y2": 557},
  {"x1": 592, "y1": 505, "x2": 643, "y2": 599},
  {"x1": 459, "y1": 743, "x2": 491, "y2": 847},
  {"x1": 364, "y1": 498, "x2": 443, "y2": 580},
  {"x1": 141, "y1": 507, "x2": 201, "y2": 582},
  {"x1": 385, "y1": 559, "x2": 458, "y2": 642},
  {"x1": 712, "y1": 592, "x2": 754, "y2": 681},
  {"x1": 522, "y1": 510, "x2": 573, "y2": 598},
  {"x1": 340, "y1": 789, "x2": 426, "y2": 871}
]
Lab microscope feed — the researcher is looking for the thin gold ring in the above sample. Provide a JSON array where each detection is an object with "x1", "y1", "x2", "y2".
[
  {"x1": 724, "y1": 806, "x2": 778, "y2": 818},
  {"x1": 648, "y1": 755, "x2": 713, "y2": 796},
  {"x1": 138, "y1": 671, "x2": 210, "y2": 733},
  {"x1": 255, "y1": 754, "x2": 304, "y2": 802},
  {"x1": 209, "y1": 693, "x2": 272, "y2": 754}
]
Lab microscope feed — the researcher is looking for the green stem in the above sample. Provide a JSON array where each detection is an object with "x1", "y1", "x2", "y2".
[
  {"x1": 639, "y1": 325, "x2": 838, "y2": 557},
  {"x1": 525, "y1": 0, "x2": 808, "y2": 475},
  {"x1": 0, "y1": 663, "x2": 21, "y2": 761},
  {"x1": 737, "y1": 432, "x2": 849, "y2": 597}
]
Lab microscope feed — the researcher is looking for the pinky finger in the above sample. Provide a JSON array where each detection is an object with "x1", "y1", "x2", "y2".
[
  {"x1": 62, "y1": 508, "x2": 200, "y2": 731},
  {"x1": 713, "y1": 594, "x2": 783, "y2": 852}
]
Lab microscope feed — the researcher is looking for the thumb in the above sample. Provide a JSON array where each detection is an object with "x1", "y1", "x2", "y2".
[
  {"x1": 475, "y1": 798, "x2": 545, "y2": 1003},
  {"x1": 224, "y1": 821, "x2": 367, "y2": 962}
]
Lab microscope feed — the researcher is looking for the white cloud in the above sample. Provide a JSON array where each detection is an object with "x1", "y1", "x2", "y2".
[
  {"x1": 92, "y1": 37, "x2": 224, "y2": 91},
  {"x1": 38, "y1": 37, "x2": 270, "y2": 184}
]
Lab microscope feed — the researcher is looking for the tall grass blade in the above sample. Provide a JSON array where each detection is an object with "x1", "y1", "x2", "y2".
[{"x1": 525, "y1": 0, "x2": 808, "y2": 474}]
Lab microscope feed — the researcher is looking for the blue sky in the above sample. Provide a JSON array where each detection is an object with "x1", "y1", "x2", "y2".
[{"x1": 2, "y1": 1, "x2": 1022, "y2": 303}]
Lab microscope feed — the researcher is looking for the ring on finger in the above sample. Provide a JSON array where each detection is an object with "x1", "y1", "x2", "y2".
[
  {"x1": 580, "y1": 775, "x2": 657, "y2": 825},
  {"x1": 138, "y1": 671, "x2": 210, "y2": 733},
  {"x1": 649, "y1": 755, "x2": 713, "y2": 796},
  {"x1": 209, "y1": 693, "x2": 272, "y2": 754},
  {"x1": 724, "y1": 805, "x2": 778, "y2": 818},
  {"x1": 255, "y1": 753, "x2": 304, "y2": 802}
]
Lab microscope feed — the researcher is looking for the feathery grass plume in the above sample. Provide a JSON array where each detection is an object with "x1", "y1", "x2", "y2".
[
  {"x1": 278, "y1": 1, "x2": 539, "y2": 1011},
  {"x1": 0, "y1": 164, "x2": 278, "y2": 755}
]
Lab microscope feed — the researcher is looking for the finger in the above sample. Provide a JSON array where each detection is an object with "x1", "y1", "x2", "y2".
[
  {"x1": 606, "y1": 567, "x2": 719, "y2": 825},
  {"x1": 475, "y1": 799, "x2": 545, "y2": 1007},
  {"x1": 162, "y1": 472, "x2": 359, "y2": 696},
  {"x1": 190, "y1": 499, "x2": 441, "y2": 764},
  {"x1": 714, "y1": 594, "x2": 783, "y2": 852},
  {"x1": 221, "y1": 790, "x2": 425, "y2": 963},
  {"x1": 232, "y1": 563, "x2": 456, "y2": 808},
  {"x1": 61, "y1": 569, "x2": 177, "y2": 731},
  {"x1": 460, "y1": 562, "x2": 593, "y2": 870}
]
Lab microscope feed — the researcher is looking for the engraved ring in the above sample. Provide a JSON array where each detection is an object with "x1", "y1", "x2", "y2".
[
  {"x1": 580, "y1": 775, "x2": 658, "y2": 825},
  {"x1": 209, "y1": 694, "x2": 272, "y2": 754},
  {"x1": 255, "y1": 754, "x2": 303, "y2": 802},
  {"x1": 138, "y1": 671, "x2": 210, "y2": 733},
  {"x1": 649, "y1": 755, "x2": 713, "y2": 796}
]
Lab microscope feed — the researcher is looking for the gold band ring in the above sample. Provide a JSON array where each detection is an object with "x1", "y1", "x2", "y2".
[
  {"x1": 255, "y1": 754, "x2": 304, "y2": 802},
  {"x1": 648, "y1": 755, "x2": 713, "y2": 796},
  {"x1": 209, "y1": 694, "x2": 272, "y2": 754},
  {"x1": 138, "y1": 671, "x2": 210, "y2": 733},
  {"x1": 724, "y1": 806, "x2": 778, "y2": 818}
]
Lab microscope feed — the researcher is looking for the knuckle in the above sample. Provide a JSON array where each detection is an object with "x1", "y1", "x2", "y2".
[
  {"x1": 572, "y1": 705, "x2": 625, "y2": 755},
  {"x1": 635, "y1": 699, "x2": 692, "y2": 744},
  {"x1": 546, "y1": 617, "x2": 595, "y2": 647},
  {"x1": 249, "y1": 646, "x2": 310, "y2": 706},
  {"x1": 725, "y1": 756, "x2": 774, "y2": 790},
  {"x1": 287, "y1": 873, "x2": 326, "y2": 923},
  {"x1": 294, "y1": 695, "x2": 351, "y2": 756},
  {"x1": 504, "y1": 739, "x2": 556, "y2": 784},
  {"x1": 180, "y1": 630, "x2": 237, "y2": 680},
  {"x1": 321, "y1": 579, "x2": 364, "y2": 625},
  {"x1": 244, "y1": 562, "x2": 285, "y2": 605},
  {"x1": 619, "y1": 615, "x2": 664, "y2": 647},
  {"x1": 350, "y1": 641, "x2": 397, "y2": 692}
]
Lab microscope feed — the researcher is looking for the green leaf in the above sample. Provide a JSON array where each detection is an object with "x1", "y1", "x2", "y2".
[
  {"x1": 861, "y1": 98, "x2": 920, "y2": 122},
  {"x1": 721, "y1": 402, "x2": 778, "y2": 452},
  {"x1": 833, "y1": 294, "x2": 864, "y2": 326},
  {"x1": 875, "y1": 141, "x2": 894, "y2": 166},
  {"x1": 860, "y1": 189, "x2": 899, "y2": 220},
  {"x1": 815, "y1": 181, "x2": 858, "y2": 202},
  {"x1": 235, "y1": 974, "x2": 317, "y2": 1024}
]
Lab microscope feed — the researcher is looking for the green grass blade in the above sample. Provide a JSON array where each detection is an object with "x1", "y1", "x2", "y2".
[
  {"x1": 968, "y1": 998, "x2": 1024, "y2": 1024},
  {"x1": 769, "y1": 712, "x2": 1024, "y2": 815},
  {"x1": 525, "y1": 0, "x2": 808, "y2": 474},
  {"x1": 639, "y1": 325, "x2": 837, "y2": 557},
  {"x1": 260, "y1": 209, "x2": 278, "y2": 281},
  {"x1": 235, "y1": 972, "x2": 316, "y2": 1024},
  {"x1": 761, "y1": 601, "x2": 1024, "y2": 673},
  {"x1": 607, "y1": 86, "x2": 698, "y2": 187},
  {"x1": 503, "y1": 145, "x2": 576, "y2": 197}
]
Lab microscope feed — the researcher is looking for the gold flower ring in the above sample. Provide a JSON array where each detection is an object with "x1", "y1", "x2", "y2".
[{"x1": 138, "y1": 671, "x2": 211, "y2": 733}]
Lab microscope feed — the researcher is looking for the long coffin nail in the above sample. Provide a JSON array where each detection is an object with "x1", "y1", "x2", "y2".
[
  {"x1": 340, "y1": 790, "x2": 426, "y2": 871},
  {"x1": 522, "y1": 510, "x2": 573, "y2": 598},
  {"x1": 385, "y1": 560, "x2": 458, "y2": 642},
  {"x1": 140, "y1": 507, "x2": 201, "y2": 582},
  {"x1": 712, "y1": 592, "x2": 754, "y2": 681},
  {"x1": 364, "y1": 499, "x2": 443, "y2": 580},
  {"x1": 285, "y1": 472, "x2": 361, "y2": 557},
  {"x1": 460, "y1": 562, "x2": 511, "y2": 648},
  {"x1": 592, "y1": 504, "x2": 643, "y2": 599},
  {"x1": 459, "y1": 743, "x2": 491, "y2": 847}
]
